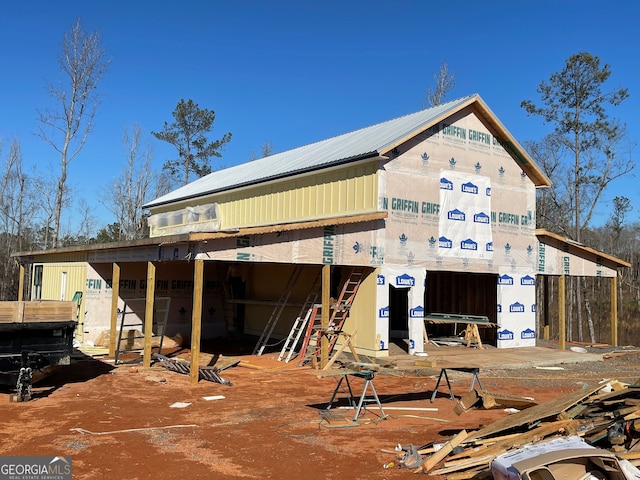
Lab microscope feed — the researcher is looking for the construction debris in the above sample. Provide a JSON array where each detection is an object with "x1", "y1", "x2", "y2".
[
  {"x1": 152, "y1": 353, "x2": 232, "y2": 385},
  {"x1": 454, "y1": 389, "x2": 538, "y2": 415},
  {"x1": 386, "y1": 379, "x2": 640, "y2": 476}
]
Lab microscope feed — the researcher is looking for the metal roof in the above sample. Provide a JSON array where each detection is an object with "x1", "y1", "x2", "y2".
[{"x1": 144, "y1": 94, "x2": 550, "y2": 209}]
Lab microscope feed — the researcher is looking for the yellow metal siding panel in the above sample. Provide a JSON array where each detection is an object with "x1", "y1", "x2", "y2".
[
  {"x1": 190, "y1": 162, "x2": 379, "y2": 230},
  {"x1": 39, "y1": 264, "x2": 86, "y2": 302}
]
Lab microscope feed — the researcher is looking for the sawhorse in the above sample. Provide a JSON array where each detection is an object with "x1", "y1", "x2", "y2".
[
  {"x1": 325, "y1": 370, "x2": 386, "y2": 422},
  {"x1": 430, "y1": 367, "x2": 482, "y2": 402}
]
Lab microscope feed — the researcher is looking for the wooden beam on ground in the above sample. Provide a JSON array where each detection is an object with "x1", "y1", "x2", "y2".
[
  {"x1": 190, "y1": 259, "x2": 204, "y2": 384},
  {"x1": 421, "y1": 430, "x2": 469, "y2": 473},
  {"x1": 143, "y1": 262, "x2": 156, "y2": 369},
  {"x1": 109, "y1": 263, "x2": 120, "y2": 357}
]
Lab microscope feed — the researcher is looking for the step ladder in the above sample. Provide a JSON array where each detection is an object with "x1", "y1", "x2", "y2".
[
  {"x1": 114, "y1": 297, "x2": 171, "y2": 364},
  {"x1": 299, "y1": 267, "x2": 365, "y2": 365},
  {"x1": 295, "y1": 304, "x2": 322, "y2": 365},
  {"x1": 278, "y1": 270, "x2": 322, "y2": 362},
  {"x1": 253, "y1": 265, "x2": 303, "y2": 356}
]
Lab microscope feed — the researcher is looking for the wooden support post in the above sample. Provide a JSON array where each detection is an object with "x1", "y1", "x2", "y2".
[
  {"x1": 143, "y1": 262, "x2": 156, "y2": 369},
  {"x1": 558, "y1": 274, "x2": 566, "y2": 351},
  {"x1": 321, "y1": 264, "x2": 330, "y2": 369},
  {"x1": 543, "y1": 275, "x2": 550, "y2": 340},
  {"x1": 611, "y1": 276, "x2": 618, "y2": 347},
  {"x1": 109, "y1": 263, "x2": 121, "y2": 357},
  {"x1": 190, "y1": 259, "x2": 204, "y2": 384},
  {"x1": 18, "y1": 264, "x2": 24, "y2": 301}
]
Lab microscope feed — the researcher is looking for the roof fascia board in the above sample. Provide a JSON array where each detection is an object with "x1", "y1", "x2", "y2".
[
  {"x1": 12, "y1": 233, "x2": 192, "y2": 261},
  {"x1": 14, "y1": 212, "x2": 388, "y2": 261},
  {"x1": 379, "y1": 95, "x2": 551, "y2": 188},
  {"x1": 472, "y1": 99, "x2": 551, "y2": 187},
  {"x1": 378, "y1": 96, "x2": 478, "y2": 156},
  {"x1": 535, "y1": 229, "x2": 630, "y2": 268}
]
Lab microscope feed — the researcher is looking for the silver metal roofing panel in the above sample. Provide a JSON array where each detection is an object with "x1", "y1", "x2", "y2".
[{"x1": 144, "y1": 95, "x2": 477, "y2": 208}]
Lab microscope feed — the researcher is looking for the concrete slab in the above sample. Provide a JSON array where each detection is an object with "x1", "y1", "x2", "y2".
[{"x1": 387, "y1": 344, "x2": 604, "y2": 369}]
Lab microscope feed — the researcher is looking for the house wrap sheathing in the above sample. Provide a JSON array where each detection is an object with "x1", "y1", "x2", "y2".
[
  {"x1": 143, "y1": 93, "x2": 551, "y2": 353},
  {"x1": 15, "y1": 94, "x2": 627, "y2": 357}
]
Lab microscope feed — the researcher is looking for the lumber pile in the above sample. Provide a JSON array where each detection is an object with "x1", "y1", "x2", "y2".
[{"x1": 387, "y1": 379, "x2": 640, "y2": 476}]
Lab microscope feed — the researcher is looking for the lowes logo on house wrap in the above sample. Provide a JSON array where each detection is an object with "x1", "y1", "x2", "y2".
[
  {"x1": 377, "y1": 274, "x2": 385, "y2": 285},
  {"x1": 510, "y1": 302, "x2": 525, "y2": 313},
  {"x1": 521, "y1": 328, "x2": 536, "y2": 340},
  {"x1": 379, "y1": 306, "x2": 389, "y2": 318},
  {"x1": 497, "y1": 274, "x2": 514, "y2": 285},
  {"x1": 486, "y1": 187, "x2": 491, "y2": 196},
  {"x1": 498, "y1": 329, "x2": 514, "y2": 341},
  {"x1": 461, "y1": 238, "x2": 478, "y2": 251},
  {"x1": 474, "y1": 212, "x2": 490, "y2": 224},
  {"x1": 439, "y1": 236, "x2": 453, "y2": 249},
  {"x1": 440, "y1": 177, "x2": 453, "y2": 190},
  {"x1": 461, "y1": 181, "x2": 478, "y2": 194},
  {"x1": 521, "y1": 275, "x2": 536, "y2": 286},
  {"x1": 486, "y1": 242, "x2": 493, "y2": 252},
  {"x1": 497, "y1": 304, "x2": 502, "y2": 313},
  {"x1": 448, "y1": 209, "x2": 465, "y2": 221},
  {"x1": 410, "y1": 306, "x2": 424, "y2": 318},
  {"x1": 396, "y1": 273, "x2": 415, "y2": 287}
]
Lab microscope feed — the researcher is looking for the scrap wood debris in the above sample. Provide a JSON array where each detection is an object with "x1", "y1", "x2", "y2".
[
  {"x1": 454, "y1": 389, "x2": 538, "y2": 415},
  {"x1": 386, "y1": 379, "x2": 640, "y2": 476}
]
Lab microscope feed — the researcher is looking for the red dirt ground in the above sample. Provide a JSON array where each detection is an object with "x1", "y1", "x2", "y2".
[{"x1": 1, "y1": 343, "x2": 638, "y2": 479}]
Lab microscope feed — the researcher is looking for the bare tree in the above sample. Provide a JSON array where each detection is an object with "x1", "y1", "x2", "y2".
[
  {"x1": 35, "y1": 18, "x2": 110, "y2": 247},
  {"x1": 0, "y1": 139, "x2": 29, "y2": 299},
  {"x1": 31, "y1": 168, "x2": 68, "y2": 250},
  {"x1": 425, "y1": 61, "x2": 455, "y2": 108},
  {"x1": 75, "y1": 198, "x2": 98, "y2": 243},
  {"x1": 102, "y1": 124, "x2": 154, "y2": 241},
  {"x1": 248, "y1": 141, "x2": 274, "y2": 161},
  {"x1": 524, "y1": 134, "x2": 574, "y2": 235}
]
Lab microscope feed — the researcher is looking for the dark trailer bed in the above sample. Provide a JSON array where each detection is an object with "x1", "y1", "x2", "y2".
[{"x1": 0, "y1": 301, "x2": 77, "y2": 401}]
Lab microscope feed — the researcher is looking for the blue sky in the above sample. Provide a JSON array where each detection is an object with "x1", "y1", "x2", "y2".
[{"x1": 0, "y1": 0, "x2": 638, "y2": 231}]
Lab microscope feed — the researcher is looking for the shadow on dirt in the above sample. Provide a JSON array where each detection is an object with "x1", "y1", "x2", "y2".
[
  {"x1": 306, "y1": 390, "x2": 435, "y2": 411},
  {"x1": 0, "y1": 350, "x2": 115, "y2": 400}
]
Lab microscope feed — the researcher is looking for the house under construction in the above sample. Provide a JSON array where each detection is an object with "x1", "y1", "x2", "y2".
[{"x1": 13, "y1": 94, "x2": 629, "y2": 374}]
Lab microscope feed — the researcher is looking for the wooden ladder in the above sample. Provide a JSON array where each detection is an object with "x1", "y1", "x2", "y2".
[
  {"x1": 298, "y1": 267, "x2": 365, "y2": 365},
  {"x1": 253, "y1": 265, "x2": 303, "y2": 356}
]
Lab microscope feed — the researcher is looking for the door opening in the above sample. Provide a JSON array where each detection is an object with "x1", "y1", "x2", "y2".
[{"x1": 389, "y1": 285, "x2": 409, "y2": 352}]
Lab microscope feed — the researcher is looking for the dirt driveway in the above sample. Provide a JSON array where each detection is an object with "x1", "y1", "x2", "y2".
[{"x1": 1, "y1": 342, "x2": 638, "y2": 479}]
